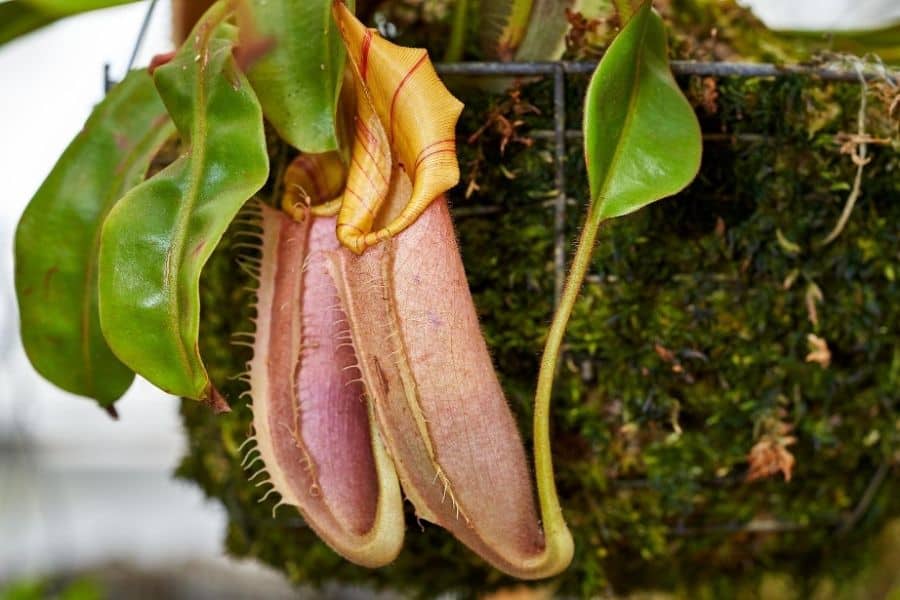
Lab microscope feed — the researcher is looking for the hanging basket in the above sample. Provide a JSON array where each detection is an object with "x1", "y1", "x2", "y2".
[{"x1": 174, "y1": 57, "x2": 900, "y2": 597}]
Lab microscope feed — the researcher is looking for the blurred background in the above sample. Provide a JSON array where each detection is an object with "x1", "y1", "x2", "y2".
[
  {"x1": 0, "y1": 3, "x2": 311, "y2": 597},
  {"x1": 0, "y1": 0, "x2": 897, "y2": 598}
]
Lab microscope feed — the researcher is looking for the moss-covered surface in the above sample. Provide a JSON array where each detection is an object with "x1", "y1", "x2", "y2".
[
  {"x1": 178, "y1": 5, "x2": 900, "y2": 596},
  {"x1": 180, "y1": 69, "x2": 900, "y2": 597}
]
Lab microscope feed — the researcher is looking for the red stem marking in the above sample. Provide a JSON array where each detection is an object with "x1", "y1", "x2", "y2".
[{"x1": 359, "y1": 29, "x2": 373, "y2": 82}]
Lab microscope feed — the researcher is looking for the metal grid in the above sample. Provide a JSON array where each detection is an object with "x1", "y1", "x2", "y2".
[
  {"x1": 104, "y1": 1, "x2": 896, "y2": 537},
  {"x1": 108, "y1": 0, "x2": 897, "y2": 306},
  {"x1": 433, "y1": 60, "x2": 894, "y2": 308},
  {"x1": 431, "y1": 61, "x2": 893, "y2": 538}
]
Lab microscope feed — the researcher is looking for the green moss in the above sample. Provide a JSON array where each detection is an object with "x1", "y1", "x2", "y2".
[{"x1": 181, "y1": 68, "x2": 899, "y2": 597}]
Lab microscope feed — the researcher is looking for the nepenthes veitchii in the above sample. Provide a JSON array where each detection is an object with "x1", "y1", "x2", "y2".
[{"x1": 240, "y1": 1, "x2": 573, "y2": 578}]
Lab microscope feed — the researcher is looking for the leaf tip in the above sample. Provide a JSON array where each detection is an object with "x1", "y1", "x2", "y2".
[
  {"x1": 103, "y1": 404, "x2": 120, "y2": 421},
  {"x1": 205, "y1": 387, "x2": 232, "y2": 414}
]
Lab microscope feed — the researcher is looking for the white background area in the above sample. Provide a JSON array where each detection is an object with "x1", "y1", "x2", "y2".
[
  {"x1": 0, "y1": 0, "x2": 897, "y2": 584},
  {"x1": 0, "y1": 1, "x2": 229, "y2": 581},
  {"x1": 741, "y1": 0, "x2": 900, "y2": 32}
]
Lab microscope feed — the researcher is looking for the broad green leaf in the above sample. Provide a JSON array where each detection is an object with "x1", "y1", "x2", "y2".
[
  {"x1": 243, "y1": 0, "x2": 353, "y2": 152},
  {"x1": 0, "y1": 0, "x2": 140, "y2": 46},
  {"x1": 584, "y1": 2, "x2": 701, "y2": 220},
  {"x1": 19, "y1": 0, "x2": 138, "y2": 11},
  {"x1": 14, "y1": 70, "x2": 174, "y2": 407},
  {"x1": 533, "y1": 6, "x2": 701, "y2": 572},
  {"x1": 98, "y1": 3, "x2": 269, "y2": 404},
  {"x1": 0, "y1": 3, "x2": 54, "y2": 46}
]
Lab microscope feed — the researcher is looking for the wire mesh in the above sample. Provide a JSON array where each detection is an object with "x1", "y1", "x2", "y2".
[
  {"x1": 104, "y1": 0, "x2": 899, "y2": 307},
  {"x1": 103, "y1": 0, "x2": 896, "y2": 539},
  {"x1": 431, "y1": 59, "x2": 896, "y2": 312}
]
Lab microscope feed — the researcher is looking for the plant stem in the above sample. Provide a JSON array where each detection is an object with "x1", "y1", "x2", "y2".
[
  {"x1": 443, "y1": 0, "x2": 468, "y2": 63},
  {"x1": 532, "y1": 203, "x2": 603, "y2": 553}
]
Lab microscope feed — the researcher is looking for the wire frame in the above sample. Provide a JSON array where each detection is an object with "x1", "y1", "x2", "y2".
[
  {"x1": 105, "y1": 0, "x2": 896, "y2": 539},
  {"x1": 104, "y1": 0, "x2": 897, "y2": 306}
]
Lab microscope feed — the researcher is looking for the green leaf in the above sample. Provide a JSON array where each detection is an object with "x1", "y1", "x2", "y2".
[
  {"x1": 98, "y1": 3, "x2": 269, "y2": 403},
  {"x1": 0, "y1": 3, "x2": 54, "y2": 46},
  {"x1": 0, "y1": 0, "x2": 140, "y2": 47},
  {"x1": 583, "y1": 2, "x2": 701, "y2": 220},
  {"x1": 244, "y1": 0, "x2": 352, "y2": 152},
  {"x1": 533, "y1": 5, "x2": 701, "y2": 548},
  {"x1": 14, "y1": 70, "x2": 174, "y2": 407}
]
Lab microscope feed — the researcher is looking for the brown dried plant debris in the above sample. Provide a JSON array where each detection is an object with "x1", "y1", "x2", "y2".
[
  {"x1": 701, "y1": 76, "x2": 718, "y2": 114},
  {"x1": 836, "y1": 132, "x2": 892, "y2": 159},
  {"x1": 464, "y1": 147, "x2": 483, "y2": 199},
  {"x1": 467, "y1": 86, "x2": 540, "y2": 155},
  {"x1": 870, "y1": 80, "x2": 900, "y2": 123},
  {"x1": 465, "y1": 87, "x2": 540, "y2": 198},
  {"x1": 654, "y1": 343, "x2": 676, "y2": 364},
  {"x1": 805, "y1": 281, "x2": 823, "y2": 328},
  {"x1": 687, "y1": 75, "x2": 720, "y2": 115},
  {"x1": 747, "y1": 412, "x2": 797, "y2": 483},
  {"x1": 564, "y1": 8, "x2": 617, "y2": 59},
  {"x1": 805, "y1": 334, "x2": 831, "y2": 368}
]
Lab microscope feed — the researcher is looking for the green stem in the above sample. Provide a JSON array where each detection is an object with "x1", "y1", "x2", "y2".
[
  {"x1": 443, "y1": 0, "x2": 468, "y2": 62},
  {"x1": 533, "y1": 203, "x2": 604, "y2": 552}
]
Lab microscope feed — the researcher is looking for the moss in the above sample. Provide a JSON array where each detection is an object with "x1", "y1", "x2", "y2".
[{"x1": 179, "y1": 44, "x2": 900, "y2": 600}]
